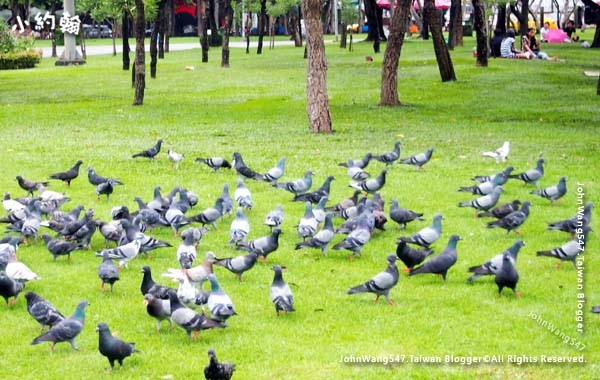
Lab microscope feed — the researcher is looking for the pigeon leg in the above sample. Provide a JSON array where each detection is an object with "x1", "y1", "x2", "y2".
[
  {"x1": 515, "y1": 291, "x2": 523, "y2": 298},
  {"x1": 401, "y1": 267, "x2": 411, "y2": 273},
  {"x1": 70, "y1": 340, "x2": 80, "y2": 350},
  {"x1": 100, "y1": 282, "x2": 105, "y2": 292},
  {"x1": 556, "y1": 262, "x2": 562, "y2": 270},
  {"x1": 387, "y1": 299, "x2": 396, "y2": 306},
  {"x1": 374, "y1": 295, "x2": 380, "y2": 303},
  {"x1": 192, "y1": 331, "x2": 199, "y2": 342}
]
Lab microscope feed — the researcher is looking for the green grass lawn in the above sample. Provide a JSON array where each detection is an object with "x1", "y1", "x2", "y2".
[{"x1": 0, "y1": 33, "x2": 599, "y2": 379}]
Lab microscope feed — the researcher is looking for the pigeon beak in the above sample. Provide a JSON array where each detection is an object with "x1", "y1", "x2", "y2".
[{"x1": 143, "y1": 300, "x2": 149, "y2": 306}]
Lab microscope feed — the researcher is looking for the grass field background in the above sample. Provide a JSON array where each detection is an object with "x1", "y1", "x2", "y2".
[{"x1": 0, "y1": 33, "x2": 599, "y2": 379}]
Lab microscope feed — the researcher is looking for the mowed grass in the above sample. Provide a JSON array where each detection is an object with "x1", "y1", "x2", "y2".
[{"x1": 0, "y1": 33, "x2": 599, "y2": 379}]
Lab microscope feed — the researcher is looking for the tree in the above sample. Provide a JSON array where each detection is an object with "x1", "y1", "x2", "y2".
[
  {"x1": 221, "y1": 0, "x2": 233, "y2": 67},
  {"x1": 581, "y1": 0, "x2": 600, "y2": 48},
  {"x1": 122, "y1": 8, "x2": 131, "y2": 70},
  {"x1": 198, "y1": 0, "x2": 209, "y2": 62},
  {"x1": 509, "y1": 0, "x2": 528, "y2": 36},
  {"x1": 257, "y1": 0, "x2": 267, "y2": 54},
  {"x1": 424, "y1": 0, "x2": 455, "y2": 82},
  {"x1": 447, "y1": 0, "x2": 462, "y2": 49},
  {"x1": 133, "y1": 0, "x2": 145, "y2": 105},
  {"x1": 301, "y1": 0, "x2": 332, "y2": 133},
  {"x1": 380, "y1": 0, "x2": 412, "y2": 106},
  {"x1": 472, "y1": 0, "x2": 487, "y2": 67}
]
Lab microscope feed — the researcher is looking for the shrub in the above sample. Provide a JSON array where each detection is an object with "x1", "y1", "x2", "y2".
[{"x1": 0, "y1": 50, "x2": 42, "y2": 69}]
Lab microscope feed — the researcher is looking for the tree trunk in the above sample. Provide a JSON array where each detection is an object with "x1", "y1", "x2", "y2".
[
  {"x1": 447, "y1": 0, "x2": 462, "y2": 49},
  {"x1": 496, "y1": 5, "x2": 507, "y2": 34},
  {"x1": 133, "y1": 0, "x2": 146, "y2": 106},
  {"x1": 221, "y1": 0, "x2": 232, "y2": 67},
  {"x1": 302, "y1": 0, "x2": 333, "y2": 133},
  {"x1": 257, "y1": 0, "x2": 267, "y2": 54},
  {"x1": 593, "y1": 25, "x2": 600, "y2": 48},
  {"x1": 290, "y1": 6, "x2": 302, "y2": 47},
  {"x1": 198, "y1": 0, "x2": 209, "y2": 62},
  {"x1": 208, "y1": 0, "x2": 220, "y2": 46},
  {"x1": 158, "y1": 0, "x2": 166, "y2": 59},
  {"x1": 150, "y1": 21, "x2": 158, "y2": 78},
  {"x1": 380, "y1": 0, "x2": 412, "y2": 106},
  {"x1": 340, "y1": 24, "x2": 347, "y2": 48},
  {"x1": 122, "y1": 11, "x2": 131, "y2": 70},
  {"x1": 425, "y1": 0, "x2": 455, "y2": 82},
  {"x1": 473, "y1": 0, "x2": 487, "y2": 67},
  {"x1": 597, "y1": 74, "x2": 600, "y2": 96},
  {"x1": 510, "y1": 0, "x2": 528, "y2": 36}
]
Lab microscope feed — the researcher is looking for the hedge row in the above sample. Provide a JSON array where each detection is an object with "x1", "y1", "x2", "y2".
[{"x1": 0, "y1": 50, "x2": 42, "y2": 70}]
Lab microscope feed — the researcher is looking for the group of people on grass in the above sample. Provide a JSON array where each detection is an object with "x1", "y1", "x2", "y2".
[{"x1": 491, "y1": 26, "x2": 559, "y2": 61}]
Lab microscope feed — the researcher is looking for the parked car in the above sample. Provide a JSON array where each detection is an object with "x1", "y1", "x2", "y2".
[{"x1": 84, "y1": 25, "x2": 112, "y2": 38}]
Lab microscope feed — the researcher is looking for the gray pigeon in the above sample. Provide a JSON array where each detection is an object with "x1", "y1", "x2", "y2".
[
  {"x1": 293, "y1": 175, "x2": 334, "y2": 204},
  {"x1": 97, "y1": 251, "x2": 120, "y2": 292},
  {"x1": 467, "y1": 240, "x2": 524, "y2": 282},
  {"x1": 495, "y1": 252, "x2": 521, "y2": 297},
  {"x1": 168, "y1": 291, "x2": 225, "y2": 340},
  {"x1": 95, "y1": 233, "x2": 144, "y2": 269},
  {"x1": 234, "y1": 179, "x2": 253, "y2": 210},
  {"x1": 536, "y1": 225, "x2": 591, "y2": 268},
  {"x1": 347, "y1": 254, "x2": 399, "y2": 305},
  {"x1": 458, "y1": 186, "x2": 504, "y2": 215},
  {"x1": 332, "y1": 212, "x2": 372, "y2": 257},
  {"x1": 295, "y1": 213, "x2": 335, "y2": 255},
  {"x1": 207, "y1": 274, "x2": 236, "y2": 322},
  {"x1": 87, "y1": 166, "x2": 123, "y2": 187},
  {"x1": 297, "y1": 202, "x2": 318, "y2": 241},
  {"x1": 270, "y1": 265, "x2": 295, "y2": 315},
  {"x1": 195, "y1": 157, "x2": 232, "y2": 172},
  {"x1": 132, "y1": 139, "x2": 162, "y2": 160},
  {"x1": 399, "y1": 213, "x2": 443, "y2": 248},
  {"x1": 31, "y1": 300, "x2": 89, "y2": 351},
  {"x1": 42, "y1": 233, "x2": 85, "y2": 261},
  {"x1": 16, "y1": 175, "x2": 49, "y2": 196},
  {"x1": 0, "y1": 262, "x2": 24, "y2": 306},
  {"x1": 219, "y1": 183, "x2": 234, "y2": 217},
  {"x1": 547, "y1": 201, "x2": 593, "y2": 234},
  {"x1": 530, "y1": 176, "x2": 567, "y2": 204},
  {"x1": 472, "y1": 166, "x2": 514, "y2": 184},
  {"x1": 395, "y1": 240, "x2": 434, "y2": 271},
  {"x1": 187, "y1": 198, "x2": 224, "y2": 229},
  {"x1": 274, "y1": 170, "x2": 313, "y2": 196},
  {"x1": 400, "y1": 147, "x2": 434, "y2": 169},
  {"x1": 487, "y1": 201, "x2": 531, "y2": 235},
  {"x1": 478, "y1": 199, "x2": 521, "y2": 219},
  {"x1": 230, "y1": 207, "x2": 250, "y2": 244},
  {"x1": 236, "y1": 228, "x2": 281, "y2": 261},
  {"x1": 96, "y1": 322, "x2": 138, "y2": 370},
  {"x1": 458, "y1": 173, "x2": 505, "y2": 195},
  {"x1": 374, "y1": 141, "x2": 402, "y2": 166},
  {"x1": 409, "y1": 234, "x2": 461, "y2": 281},
  {"x1": 143, "y1": 293, "x2": 172, "y2": 332},
  {"x1": 389, "y1": 199, "x2": 424, "y2": 229},
  {"x1": 25, "y1": 291, "x2": 65, "y2": 331},
  {"x1": 509, "y1": 158, "x2": 545, "y2": 187},
  {"x1": 165, "y1": 198, "x2": 190, "y2": 236},
  {"x1": 262, "y1": 157, "x2": 286, "y2": 183},
  {"x1": 312, "y1": 196, "x2": 328, "y2": 224},
  {"x1": 264, "y1": 204, "x2": 284, "y2": 231},
  {"x1": 347, "y1": 160, "x2": 370, "y2": 181},
  {"x1": 232, "y1": 152, "x2": 262, "y2": 180},
  {"x1": 214, "y1": 251, "x2": 259, "y2": 282},
  {"x1": 177, "y1": 232, "x2": 198, "y2": 269},
  {"x1": 95, "y1": 179, "x2": 115, "y2": 201},
  {"x1": 204, "y1": 349, "x2": 236, "y2": 380},
  {"x1": 338, "y1": 152, "x2": 373, "y2": 169},
  {"x1": 49, "y1": 160, "x2": 83, "y2": 187},
  {"x1": 349, "y1": 169, "x2": 387, "y2": 194},
  {"x1": 140, "y1": 266, "x2": 173, "y2": 299}
]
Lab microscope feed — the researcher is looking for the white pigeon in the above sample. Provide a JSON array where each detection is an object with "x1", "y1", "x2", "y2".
[
  {"x1": 3, "y1": 193, "x2": 25, "y2": 213},
  {"x1": 482, "y1": 141, "x2": 510, "y2": 163},
  {"x1": 6, "y1": 251, "x2": 40, "y2": 282},
  {"x1": 168, "y1": 149, "x2": 185, "y2": 169}
]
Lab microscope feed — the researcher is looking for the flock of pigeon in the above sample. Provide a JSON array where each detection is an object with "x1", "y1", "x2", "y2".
[{"x1": 0, "y1": 138, "x2": 594, "y2": 376}]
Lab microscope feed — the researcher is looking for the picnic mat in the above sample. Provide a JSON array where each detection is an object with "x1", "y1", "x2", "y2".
[{"x1": 583, "y1": 71, "x2": 600, "y2": 77}]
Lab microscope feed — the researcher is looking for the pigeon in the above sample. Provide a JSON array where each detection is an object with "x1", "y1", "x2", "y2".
[
  {"x1": 509, "y1": 158, "x2": 545, "y2": 187},
  {"x1": 398, "y1": 213, "x2": 443, "y2": 248},
  {"x1": 458, "y1": 173, "x2": 506, "y2": 195},
  {"x1": 214, "y1": 251, "x2": 259, "y2": 282},
  {"x1": 165, "y1": 198, "x2": 190, "y2": 236},
  {"x1": 96, "y1": 322, "x2": 138, "y2": 370},
  {"x1": 195, "y1": 157, "x2": 232, "y2": 172},
  {"x1": 42, "y1": 234, "x2": 85, "y2": 261},
  {"x1": 312, "y1": 196, "x2": 328, "y2": 224},
  {"x1": 374, "y1": 141, "x2": 402, "y2": 166},
  {"x1": 347, "y1": 254, "x2": 399, "y2": 305},
  {"x1": 97, "y1": 250, "x2": 120, "y2": 292},
  {"x1": 176, "y1": 275, "x2": 210, "y2": 309},
  {"x1": 395, "y1": 240, "x2": 434, "y2": 271},
  {"x1": 140, "y1": 266, "x2": 172, "y2": 299},
  {"x1": 205, "y1": 349, "x2": 236, "y2": 380},
  {"x1": 482, "y1": 141, "x2": 510, "y2": 163},
  {"x1": 146, "y1": 186, "x2": 169, "y2": 213},
  {"x1": 120, "y1": 218, "x2": 172, "y2": 255},
  {"x1": 458, "y1": 186, "x2": 503, "y2": 215},
  {"x1": 236, "y1": 228, "x2": 281, "y2": 261},
  {"x1": 168, "y1": 149, "x2": 185, "y2": 169},
  {"x1": 31, "y1": 300, "x2": 89, "y2": 351},
  {"x1": 346, "y1": 160, "x2": 370, "y2": 181},
  {"x1": 25, "y1": 292, "x2": 65, "y2": 331},
  {"x1": 332, "y1": 212, "x2": 372, "y2": 257},
  {"x1": 162, "y1": 251, "x2": 216, "y2": 286},
  {"x1": 87, "y1": 166, "x2": 123, "y2": 186},
  {"x1": 5, "y1": 248, "x2": 39, "y2": 282},
  {"x1": 262, "y1": 157, "x2": 286, "y2": 183},
  {"x1": 274, "y1": 170, "x2": 313, "y2": 196},
  {"x1": 297, "y1": 202, "x2": 318, "y2": 241},
  {"x1": 400, "y1": 147, "x2": 434, "y2": 169},
  {"x1": 16, "y1": 175, "x2": 49, "y2": 196},
  {"x1": 487, "y1": 201, "x2": 531, "y2": 235},
  {"x1": 2, "y1": 192, "x2": 25, "y2": 213},
  {"x1": 338, "y1": 152, "x2": 373, "y2": 169},
  {"x1": 95, "y1": 233, "x2": 144, "y2": 269},
  {"x1": 177, "y1": 232, "x2": 197, "y2": 269},
  {"x1": 547, "y1": 201, "x2": 593, "y2": 234},
  {"x1": 530, "y1": 176, "x2": 567, "y2": 204},
  {"x1": 0, "y1": 263, "x2": 24, "y2": 306},
  {"x1": 467, "y1": 240, "x2": 524, "y2": 282},
  {"x1": 592, "y1": 306, "x2": 600, "y2": 313},
  {"x1": 472, "y1": 166, "x2": 514, "y2": 184},
  {"x1": 132, "y1": 196, "x2": 164, "y2": 228},
  {"x1": 536, "y1": 225, "x2": 591, "y2": 268},
  {"x1": 232, "y1": 152, "x2": 262, "y2": 180},
  {"x1": 326, "y1": 190, "x2": 361, "y2": 215},
  {"x1": 230, "y1": 207, "x2": 250, "y2": 244},
  {"x1": 389, "y1": 199, "x2": 424, "y2": 229},
  {"x1": 49, "y1": 160, "x2": 83, "y2": 187},
  {"x1": 293, "y1": 175, "x2": 334, "y2": 204},
  {"x1": 168, "y1": 290, "x2": 225, "y2": 340},
  {"x1": 495, "y1": 252, "x2": 521, "y2": 297},
  {"x1": 295, "y1": 213, "x2": 335, "y2": 255},
  {"x1": 270, "y1": 265, "x2": 295, "y2": 315},
  {"x1": 264, "y1": 204, "x2": 284, "y2": 231},
  {"x1": 207, "y1": 274, "x2": 236, "y2": 322},
  {"x1": 409, "y1": 234, "x2": 461, "y2": 281},
  {"x1": 188, "y1": 198, "x2": 224, "y2": 229},
  {"x1": 19, "y1": 201, "x2": 43, "y2": 242},
  {"x1": 478, "y1": 199, "x2": 521, "y2": 219},
  {"x1": 95, "y1": 179, "x2": 116, "y2": 201},
  {"x1": 143, "y1": 293, "x2": 172, "y2": 332},
  {"x1": 132, "y1": 139, "x2": 163, "y2": 160},
  {"x1": 180, "y1": 226, "x2": 210, "y2": 246},
  {"x1": 217, "y1": 183, "x2": 234, "y2": 218},
  {"x1": 349, "y1": 169, "x2": 387, "y2": 194},
  {"x1": 233, "y1": 179, "x2": 253, "y2": 210}
]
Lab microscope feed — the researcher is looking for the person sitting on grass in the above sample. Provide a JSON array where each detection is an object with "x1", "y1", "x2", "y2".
[
  {"x1": 500, "y1": 29, "x2": 532, "y2": 59},
  {"x1": 563, "y1": 20, "x2": 579, "y2": 42},
  {"x1": 490, "y1": 28, "x2": 504, "y2": 58},
  {"x1": 540, "y1": 22, "x2": 551, "y2": 42},
  {"x1": 522, "y1": 28, "x2": 559, "y2": 61}
]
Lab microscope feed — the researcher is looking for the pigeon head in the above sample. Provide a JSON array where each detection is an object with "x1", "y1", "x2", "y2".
[
  {"x1": 96, "y1": 322, "x2": 110, "y2": 333},
  {"x1": 448, "y1": 234, "x2": 462, "y2": 245},
  {"x1": 386, "y1": 254, "x2": 398, "y2": 264},
  {"x1": 205, "y1": 251, "x2": 217, "y2": 262}
]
